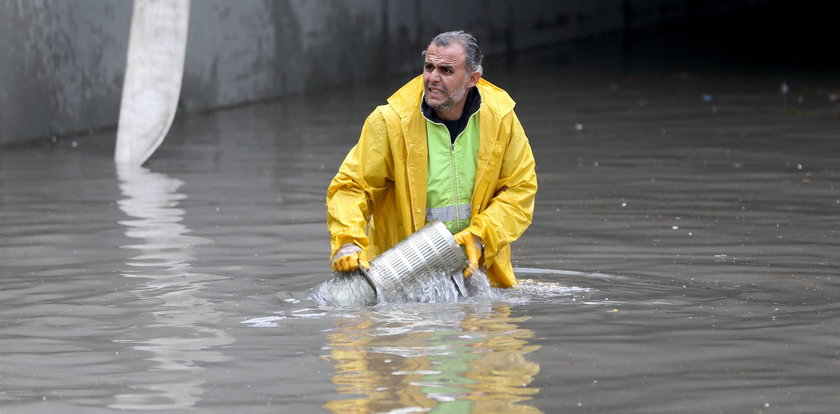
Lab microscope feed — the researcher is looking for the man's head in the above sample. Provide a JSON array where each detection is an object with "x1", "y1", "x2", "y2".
[
  {"x1": 421, "y1": 31, "x2": 483, "y2": 120},
  {"x1": 424, "y1": 31, "x2": 484, "y2": 74}
]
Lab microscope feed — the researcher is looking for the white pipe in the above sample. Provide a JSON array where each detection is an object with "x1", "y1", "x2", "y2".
[{"x1": 115, "y1": 0, "x2": 190, "y2": 166}]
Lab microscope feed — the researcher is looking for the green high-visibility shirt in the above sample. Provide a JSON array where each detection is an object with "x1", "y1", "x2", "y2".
[{"x1": 424, "y1": 109, "x2": 480, "y2": 234}]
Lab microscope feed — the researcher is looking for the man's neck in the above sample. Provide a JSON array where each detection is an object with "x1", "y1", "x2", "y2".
[
  {"x1": 434, "y1": 99, "x2": 467, "y2": 121},
  {"x1": 422, "y1": 88, "x2": 481, "y2": 125}
]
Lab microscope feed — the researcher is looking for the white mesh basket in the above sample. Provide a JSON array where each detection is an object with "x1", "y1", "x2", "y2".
[{"x1": 359, "y1": 221, "x2": 467, "y2": 302}]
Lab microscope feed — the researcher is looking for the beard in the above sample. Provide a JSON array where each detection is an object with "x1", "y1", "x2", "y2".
[{"x1": 424, "y1": 75, "x2": 470, "y2": 112}]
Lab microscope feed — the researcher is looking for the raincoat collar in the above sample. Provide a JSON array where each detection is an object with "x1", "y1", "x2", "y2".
[{"x1": 387, "y1": 75, "x2": 515, "y2": 119}]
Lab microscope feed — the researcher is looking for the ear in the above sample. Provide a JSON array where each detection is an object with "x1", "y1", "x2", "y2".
[{"x1": 466, "y1": 70, "x2": 481, "y2": 88}]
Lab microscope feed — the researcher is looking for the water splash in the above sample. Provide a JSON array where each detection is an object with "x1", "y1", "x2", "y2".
[
  {"x1": 310, "y1": 272, "x2": 377, "y2": 307},
  {"x1": 310, "y1": 268, "x2": 492, "y2": 307}
]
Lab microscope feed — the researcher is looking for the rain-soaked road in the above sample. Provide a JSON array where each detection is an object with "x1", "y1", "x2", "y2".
[{"x1": 2, "y1": 33, "x2": 839, "y2": 413}]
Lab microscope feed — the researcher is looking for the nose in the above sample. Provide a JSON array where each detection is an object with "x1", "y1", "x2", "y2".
[{"x1": 428, "y1": 68, "x2": 441, "y2": 83}]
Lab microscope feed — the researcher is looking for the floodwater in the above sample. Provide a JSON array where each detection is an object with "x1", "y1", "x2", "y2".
[{"x1": 2, "y1": 33, "x2": 839, "y2": 413}]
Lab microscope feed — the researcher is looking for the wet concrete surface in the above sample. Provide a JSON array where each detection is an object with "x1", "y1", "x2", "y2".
[{"x1": 2, "y1": 33, "x2": 840, "y2": 413}]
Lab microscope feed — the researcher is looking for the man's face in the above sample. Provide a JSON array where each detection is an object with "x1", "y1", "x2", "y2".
[{"x1": 422, "y1": 43, "x2": 478, "y2": 114}]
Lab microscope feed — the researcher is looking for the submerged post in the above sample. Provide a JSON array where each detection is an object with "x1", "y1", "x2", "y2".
[{"x1": 115, "y1": 0, "x2": 190, "y2": 166}]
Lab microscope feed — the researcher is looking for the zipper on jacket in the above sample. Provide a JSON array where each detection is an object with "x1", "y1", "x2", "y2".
[{"x1": 450, "y1": 141, "x2": 460, "y2": 225}]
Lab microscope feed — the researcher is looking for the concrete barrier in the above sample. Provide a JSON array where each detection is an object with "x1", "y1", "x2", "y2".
[{"x1": 0, "y1": 0, "x2": 762, "y2": 146}]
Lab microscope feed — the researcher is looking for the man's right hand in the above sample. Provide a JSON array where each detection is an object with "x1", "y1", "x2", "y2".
[
  {"x1": 330, "y1": 243, "x2": 370, "y2": 273},
  {"x1": 454, "y1": 229, "x2": 482, "y2": 277}
]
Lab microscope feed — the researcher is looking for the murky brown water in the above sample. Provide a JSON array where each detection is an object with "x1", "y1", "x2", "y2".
[{"x1": 2, "y1": 34, "x2": 839, "y2": 413}]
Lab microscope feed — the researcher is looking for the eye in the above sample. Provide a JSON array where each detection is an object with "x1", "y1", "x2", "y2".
[{"x1": 424, "y1": 63, "x2": 434, "y2": 71}]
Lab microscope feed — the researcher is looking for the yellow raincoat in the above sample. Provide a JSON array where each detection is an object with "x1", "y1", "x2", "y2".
[{"x1": 326, "y1": 75, "x2": 537, "y2": 287}]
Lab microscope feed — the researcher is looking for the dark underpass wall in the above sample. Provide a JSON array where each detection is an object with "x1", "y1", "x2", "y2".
[{"x1": 0, "y1": 0, "x2": 764, "y2": 146}]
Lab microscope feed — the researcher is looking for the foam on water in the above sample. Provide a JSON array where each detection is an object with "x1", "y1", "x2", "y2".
[{"x1": 504, "y1": 279, "x2": 592, "y2": 305}]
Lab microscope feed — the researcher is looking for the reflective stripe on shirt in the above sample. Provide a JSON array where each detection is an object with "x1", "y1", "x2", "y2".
[{"x1": 426, "y1": 204, "x2": 471, "y2": 224}]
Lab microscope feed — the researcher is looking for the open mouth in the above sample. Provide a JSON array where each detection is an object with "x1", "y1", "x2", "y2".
[{"x1": 427, "y1": 86, "x2": 446, "y2": 98}]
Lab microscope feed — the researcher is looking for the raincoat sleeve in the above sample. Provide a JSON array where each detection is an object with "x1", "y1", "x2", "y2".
[
  {"x1": 326, "y1": 108, "x2": 394, "y2": 259},
  {"x1": 466, "y1": 111, "x2": 537, "y2": 267}
]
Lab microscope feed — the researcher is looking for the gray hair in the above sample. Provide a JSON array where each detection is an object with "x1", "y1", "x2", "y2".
[{"x1": 422, "y1": 30, "x2": 484, "y2": 74}]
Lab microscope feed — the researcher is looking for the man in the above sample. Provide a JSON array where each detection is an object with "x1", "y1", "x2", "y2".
[{"x1": 326, "y1": 30, "x2": 537, "y2": 287}]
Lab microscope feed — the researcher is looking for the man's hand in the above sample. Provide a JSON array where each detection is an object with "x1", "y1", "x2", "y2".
[
  {"x1": 331, "y1": 243, "x2": 370, "y2": 273},
  {"x1": 454, "y1": 229, "x2": 482, "y2": 277}
]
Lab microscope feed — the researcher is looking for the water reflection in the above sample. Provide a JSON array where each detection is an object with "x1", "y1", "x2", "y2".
[
  {"x1": 112, "y1": 165, "x2": 233, "y2": 410},
  {"x1": 323, "y1": 302, "x2": 542, "y2": 413}
]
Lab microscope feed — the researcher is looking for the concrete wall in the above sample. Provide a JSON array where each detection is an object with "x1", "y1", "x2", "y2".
[
  {"x1": 0, "y1": 0, "x2": 131, "y2": 145},
  {"x1": 0, "y1": 0, "x2": 761, "y2": 146}
]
